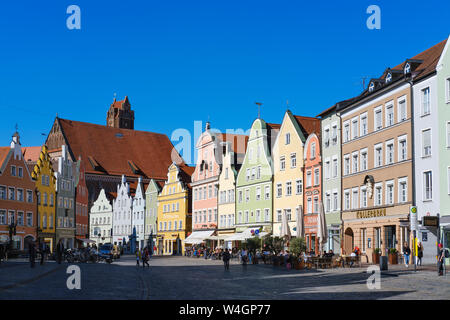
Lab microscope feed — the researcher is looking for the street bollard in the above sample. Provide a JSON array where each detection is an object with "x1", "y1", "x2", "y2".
[{"x1": 379, "y1": 255, "x2": 388, "y2": 271}]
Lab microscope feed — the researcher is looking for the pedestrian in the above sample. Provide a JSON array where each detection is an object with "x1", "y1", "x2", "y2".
[
  {"x1": 56, "y1": 239, "x2": 64, "y2": 264},
  {"x1": 417, "y1": 242, "x2": 424, "y2": 266},
  {"x1": 39, "y1": 241, "x2": 47, "y2": 265},
  {"x1": 241, "y1": 248, "x2": 248, "y2": 266},
  {"x1": 142, "y1": 247, "x2": 150, "y2": 268},
  {"x1": 438, "y1": 244, "x2": 445, "y2": 276},
  {"x1": 222, "y1": 248, "x2": 230, "y2": 270},
  {"x1": 136, "y1": 249, "x2": 141, "y2": 266},
  {"x1": 29, "y1": 240, "x2": 37, "y2": 268},
  {"x1": 403, "y1": 242, "x2": 411, "y2": 267}
]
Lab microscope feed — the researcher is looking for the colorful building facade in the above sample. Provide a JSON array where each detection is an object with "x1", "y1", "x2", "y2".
[
  {"x1": 75, "y1": 157, "x2": 89, "y2": 245},
  {"x1": 145, "y1": 179, "x2": 162, "y2": 250},
  {"x1": 89, "y1": 189, "x2": 113, "y2": 245},
  {"x1": 157, "y1": 163, "x2": 193, "y2": 255}
]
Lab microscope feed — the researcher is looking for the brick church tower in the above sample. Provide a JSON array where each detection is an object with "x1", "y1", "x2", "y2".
[{"x1": 106, "y1": 96, "x2": 135, "y2": 129}]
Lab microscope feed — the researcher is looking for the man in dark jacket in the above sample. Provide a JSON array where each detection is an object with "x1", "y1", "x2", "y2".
[
  {"x1": 56, "y1": 239, "x2": 64, "y2": 264},
  {"x1": 222, "y1": 248, "x2": 231, "y2": 270},
  {"x1": 39, "y1": 241, "x2": 46, "y2": 265},
  {"x1": 29, "y1": 240, "x2": 37, "y2": 268}
]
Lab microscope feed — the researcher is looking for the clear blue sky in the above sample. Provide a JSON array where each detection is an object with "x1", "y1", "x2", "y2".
[{"x1": 0, "y1": 0, "x2": 449, "y2": 164}]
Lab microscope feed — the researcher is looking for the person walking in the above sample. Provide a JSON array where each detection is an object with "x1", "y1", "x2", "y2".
[
  {"x1": 135, "y1": 249, "x2": 141, "y2": 266},
  {"x1": 29, "y1": 240, "x2": 37, "y2": 268},
  {"x1": 417, "y1": 242, "x2": 424, "y2": 266},
  {"x1": 403, "y1": 242, "x2": 411, "y2": 268},
  {"x1": 56, "y1": 239, "x2": 64, "y2": 264},
  {"x1": 438, "y1": 244, "x2": 445, "y2": 276},
  {"x1": 142, "y1": 247, "x2": 150, "y2": 268},
  {"x1": 222, "y1": 248, "x2": 231, "y2": 270},
  {"x1": 241, "y1": 248, "x2": 248, "y2": 266},
  {"x1": 39, "y1": 241, "x2": 47, "y2": 265}
]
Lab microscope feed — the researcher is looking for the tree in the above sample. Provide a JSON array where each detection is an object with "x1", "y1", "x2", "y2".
[
  {"x1": 289, "y1": 237, "x2": 306, "y2": 257},
  {"x1": 263, "y1": 235, "x2": 284, "y2": 255},
  {"x1": 245, "y1": 237, "x2": 261, "y2": 254}
]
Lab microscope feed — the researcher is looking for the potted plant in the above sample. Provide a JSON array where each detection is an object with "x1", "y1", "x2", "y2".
[
  {"x1": 372, "y1": 248, "x2": 381, "y2": 264},
  {"x1": 289, "y1": 237, "x2": 306, "y2": 270},
  {"x1": 388, "y1": 248, "x2": 398, "y2": 264}
]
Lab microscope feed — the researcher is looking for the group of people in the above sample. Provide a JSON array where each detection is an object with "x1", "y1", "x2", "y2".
[
  {"x1": 28, "y1": 239, "x2": 51, "y2": 268},
  {"x1": 135, "y1": 247, "x2": 151, "y2": 268}
]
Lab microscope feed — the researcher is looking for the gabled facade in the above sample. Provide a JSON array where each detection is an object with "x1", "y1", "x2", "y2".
[
  {"x1": 112, "y1": 175, "x2": 133, "y2": 247},
  {"x1": 31, "y1": 145, "x2": 57, "y2": 252},
  {"x1": 132, "y1": 177, "x2": 146, "y2": 250},
  {"x1": 303, "y1": 133, "x2": 321, "y2": 254},
  {"x1": 144, "y1": 179, "x2": 162, "y2": 249},
  {"x1": 54, "y1": 145, "x2": 78, "y2": 249},
  {"x1": 75, "y1": 157, "x2": 89, "y2": 244},
  {"x1": 272, "y1": 111, "x2": 308, "y2": 238},
  {"x1": 156, "y1": 163, "x2": 193, "y2": 255},
  {"x1": 235, "y1": 119, "x2": 279, "y2": 235},
  {"x1": 89, "y1": 189, "x2": 113, "y2": 245},
  {"x1": 0, "y1": 131, "x2": 37, "y2": 251}
]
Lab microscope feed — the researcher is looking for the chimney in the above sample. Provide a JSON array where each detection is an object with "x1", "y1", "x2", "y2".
[{"x1": 205, "y1": 121, "x2": 211, "y2": 131}]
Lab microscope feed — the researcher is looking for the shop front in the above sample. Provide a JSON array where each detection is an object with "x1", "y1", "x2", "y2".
[
  {"x1": 304, "y1": 214, "x2": 318, "y2": 254},
  {"x1": 342, "y1": 207, "x2": 411, "y2": 263}
]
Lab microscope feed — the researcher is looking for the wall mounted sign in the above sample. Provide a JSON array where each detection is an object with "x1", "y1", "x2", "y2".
[{"x1": 356, "y1": 208, "x2": 386, "y2": 219}]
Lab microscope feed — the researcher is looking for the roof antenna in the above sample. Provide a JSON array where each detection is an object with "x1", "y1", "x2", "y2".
[
  {"x1": 361, "y1": 76, "x2": 368, "y2": 90},
  {"x1": 113, "y1": 92, "x2": 117, "y2": 102},
  {"x1": 255, "y1": 102, "x2": 263, "y2": 119}
]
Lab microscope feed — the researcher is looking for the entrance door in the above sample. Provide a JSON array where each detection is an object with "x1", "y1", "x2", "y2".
[
  {"x1": 344, "y1": 228, "x2": 354, "y2": 254},
  {"x1": 384, "y1": 226, "x2": 396, "y2": 250}
]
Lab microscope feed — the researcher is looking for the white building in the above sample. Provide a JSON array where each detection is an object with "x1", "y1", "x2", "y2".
[
  {"x1": 112, "y1": 175, "x2": 132, "y2": 246},
  {"x1": 132, "y1": 177, "x2": 146, "y2": 250},
  {"x1": 89, "y1": 189, "x2": 113, "y2": 245}
]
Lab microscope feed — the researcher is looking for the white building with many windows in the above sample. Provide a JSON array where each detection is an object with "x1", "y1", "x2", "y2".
[
  {"x1": 112, "y1": 175, "x2": 132, "y2": 247},
  {"x1": 89, "y1": 189, "x2": 113, "y2": 245},
  {"x1": 132, "y1": 177, "x2": 146, "y2": 250}
]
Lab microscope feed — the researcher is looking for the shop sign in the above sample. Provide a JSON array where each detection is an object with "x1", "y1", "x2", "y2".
[
  {"x1": 422, "y1": 216, "x2": 438, "y2": 227},
  {"x1": 356, "y1": 208, "x2": 386, "y2": 219}
]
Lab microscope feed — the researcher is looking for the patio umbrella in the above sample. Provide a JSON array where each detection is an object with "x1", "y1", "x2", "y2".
[
  {"x1": 280, "y1": 210, "x2": 291, "y2": 240},
  {"x1": 317, "y1": 201, "x2": 328, "y2": 253},
  {"x1": 296, "y1": 205, "x2": 304, "y2": 238}
]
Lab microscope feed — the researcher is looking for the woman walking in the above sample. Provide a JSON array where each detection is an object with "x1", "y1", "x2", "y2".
[
  {"x1": 142, "y1": 247, "x2": 150, "y2": 268},
  {"x1": 403, "y1": 242, "x2": 411, "y2": 267},
  {"x1": 417, "y1": 242, "x2": 424, "y2": 266}
]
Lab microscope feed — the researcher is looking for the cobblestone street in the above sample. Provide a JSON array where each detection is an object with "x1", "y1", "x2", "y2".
[{"x1": 0, "y1": 255, "x2": 449, "y2": 300}]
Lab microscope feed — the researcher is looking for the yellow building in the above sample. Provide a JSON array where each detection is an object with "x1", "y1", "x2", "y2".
[
  {"x1": 272, "y1": 110, "x2": 320, "y2": 237},
  {"x1": 156, "y1": 163, "x2": 193, "y2": 255},
  {"x1": 31, "y1": 145, "x2": 57, "y2": 252}
]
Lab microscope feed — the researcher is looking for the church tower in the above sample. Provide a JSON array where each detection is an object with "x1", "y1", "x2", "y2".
[{"x1": 106, "y1": 96, "x2": 135, "y2": 129}]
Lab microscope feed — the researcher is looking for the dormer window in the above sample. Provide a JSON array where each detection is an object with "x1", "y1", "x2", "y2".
[
  {"x1": 404, "y1": 63, "x2": 411, "y2": 74},
  {"x1": 386, "y1": 73, "x2": 392, "y2": 83},
  {"x1": 369, "y1": 82, "x2": 375, "y2": 92}
]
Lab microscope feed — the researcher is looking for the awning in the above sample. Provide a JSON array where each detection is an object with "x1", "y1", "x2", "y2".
[
  {"x1": 183, "y1": 231, "x2": 214, "y2": 244},
  {"x1": 224, "y1": 228, "x2": 264, "y2": 241},
  {"x1": 77, "y1": 238, "x2": 96, "y2": 243}
]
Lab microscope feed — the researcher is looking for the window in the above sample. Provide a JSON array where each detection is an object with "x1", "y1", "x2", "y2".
[
  {"x1": 18, "y1": 167, "x2": 23, "y2": 178},
  {"x1": 351, "y1": 118, "x2": 358, "y2": 139},
  {"x1": 0, "y1": 186, "x2": 6, "y2": 200},
  {"x1": 374, "y1": 107, "x2": 383, "y2": 131},
  {"x1": 447, "y1": 122, "x2": 450, "y2": 148},
  {"x1": 361, "y1": 188, "x2": 367, "y2": 208},
  {"x1": 17, "y1": 212, "x2": 24, "y2": 226},
  {"x1": 265, "y1": 185, "x2": 270, "y2": 200},
  {"x1": 285, "y1": 209, "x2": 292, "y2": 221},
  {"x1": 225, "y1": 168, "x2": 229, "y2": 179},
  {"x1": 399, "y1": 178, "x2": 408, "y2": 203},
  {"x1": 398, "y1": 98, "x2": 407, "y2": 121},
  {"x1": 325, "y1": 160, "x2": 330, "y2": 179},
  {"x1": 264, "y1": 209, "x2": 270, "y2": 222},
  {"x1": 245, "y1": 211, "x2": 249, "y2": 223},
  {"x1": 8, "y1": 187, "x2": 15, "y2": 200},
  {"x1": 332, "y1": 158, "x2": 338, "y2": 177},
  {"x1": 422, "y1": 87, "x2": 430, "y2": 115},
  {"x1": 245, "y1": 189, "x2": 249, "y2": 202},
  {"x1": 398, "y1": 136, "x2": 407, "y2": 161},
  {"x1": 296, "y1": 180, "x2": 303, "y2": 195},
  {"x1": 256, "y1": 209, "x2": 261, "y2": 222},
  {"x1": 375, "y1": 183, "x2": 383, "y2": 206},
  {"x1": 333, "y1": 191, "x2": 338, "y2": 211},
  {"x1": 256, "y1": 187, "x2": 261, "y2": 201},
  {"x1": 277, "y1": 210, "x2": 282, "y2": 222},
  {"x1": 311, "y1": 143, "x2": 316, "y2": 159},
  {"x1": 257, "y1": 166, "x2": 261, "y2": 179},
  {"x1": 446, "y1": 78, "x2": 450, "y2": 103},
  {"x1": 332, "y1": 125, "x2": 338, "y2": 145},
  {"x1": 360, "y1": 149, "x2": 368, "y2": 171},
  {"x1": 306, "y1": 171, "x2": 312, "y2": 187},
  {"x1": 386, "y1": 181, "x2": 394, "y2": 205},
  {"x1": 344, "y1": 155, "x2": 350, "y2": 175},
  {"x1": 246, "y1": 169, "x2": 250, "y2": 181},
  {"x1": 307, "y1": 198, "x2": 312, "y2": 213},
  {"x1": 27, "y1": 212, "x2": 33, "y2": 226},
  {"x1": 11, "y1": 165, "x2": 16, "y2": 176},
  {"x1": 314, "y1": 169, "x2": 320, "y2": 186},
  {"x1": 286, "y1": 182, "x2": 292, "y2": 196},
  {"x1": 17, "y1": 189, "x2": 24, "y2": 202},
  {"x1": 359, "y1": 113, "x2": 368, "y2": 136},
  {"x1": 325, "y1": 193, "x2": 331, "y2": 212},
  {"x1": 386, "y1": 141, "x2": 394, "y2": 165},
  {"x1": 352, "y1": 153, "x2": 358, "y2": 173},
  {"x1": 313, "y1": 197, "x2": 319, "y2": 213},
  {"x1": 285, "y1": 133, "x2": 290, "y2": 145},
  {"x1": 290, "y1": 153, "x2": 297, "y2": 168},
  {"x1": 343, "y1": 122, "x2": 350, "y2": 142},
  {"x1": 0, "y1": 210, "x2": 6, "y2": 225},
  {"x1": 352, "y1": 189, "x2": 358, "y2": 209},
  {"x1": 238, "y1": 190, "x2": 243, "y2": 203},
  {"x1": 375, "y1": 144, "x2": 383, "y2": 167},
  {"x1": 386, "y1": 104, "x2": 394, "y2": 126},
  {"x1": 324, "y1": 128, "x2": 330, "y2": 147},
  {"x1": 276, "y1": 184, "x2": 282, "y2": 198},
  {"x1": 280, "y1": 157, "x2": 286, "y2": 171},
  {"x1": 208, "y1": 185, "x2": 212, "y2": 198},
  {"x1": 422, "y1": 129, "x2": 431, "y2": 156},
  {"x1": 424, "y1": 171, "x2": 432, "y2": 201},
  {"x1": 344, "y1": 190, "x2": 350, "y2": 210}
]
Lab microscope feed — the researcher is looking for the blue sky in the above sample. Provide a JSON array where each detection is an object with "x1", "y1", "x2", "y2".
[{"x1": 0, "y1": 0, "x2": 449, "y2": 164}]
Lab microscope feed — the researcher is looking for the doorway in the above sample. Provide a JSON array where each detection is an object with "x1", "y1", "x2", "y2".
[{"x1": 344, "y1": 227, "x2": 354, "y2": 254}]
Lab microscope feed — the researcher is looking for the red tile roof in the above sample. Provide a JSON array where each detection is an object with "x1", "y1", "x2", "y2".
[
  {"x1": 22, "y1": 146, "x2": 42, "y2": 162},
  {"x1": 110, "y1": 96, "x2": 130, "y2": 110},
  {"x1": 0, "y1": 147, "x2": 10, "y2": 168},
  {"x1": 218, "y1": 133, "x2": 249, "y2": 156},
  {"x1": 293, "y1": 116, "x2": 321, "y2": 137},
  {"x1": 57, "y1": 118, "x2": 185, "y2": 180}
]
